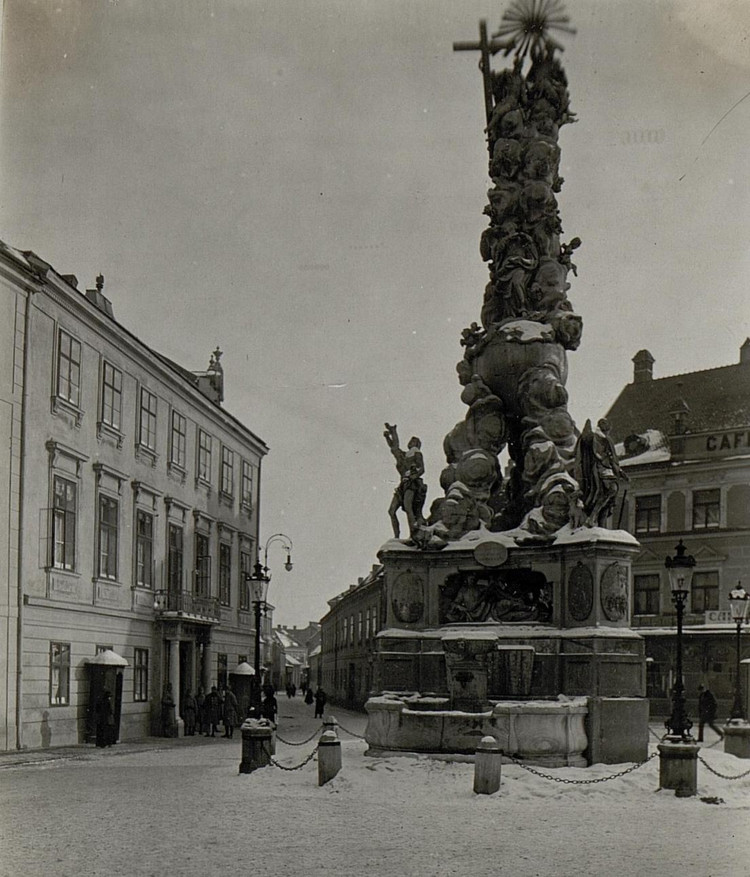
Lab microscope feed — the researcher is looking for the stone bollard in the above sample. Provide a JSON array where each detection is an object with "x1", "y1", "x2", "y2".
[
  {"x1": 318, "y1": 729, "x2": 342, "y2": 786},
  {"x1": 657, "y1": 738, "x2": 701, "y2": 797},
  {"x1": 723, "y1": 720, "x2": 750, "y2": 759},
  {"x1": 239, "y1": 719, "x2": 274, "y2": 774},
  {"x1": 474, "y1": 735, "x2": 503, "y2": 795}
]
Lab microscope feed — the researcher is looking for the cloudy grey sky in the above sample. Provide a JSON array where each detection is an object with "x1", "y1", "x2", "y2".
[{"x1": 2, "y1": 0, "x2": 749, "y2": 626}]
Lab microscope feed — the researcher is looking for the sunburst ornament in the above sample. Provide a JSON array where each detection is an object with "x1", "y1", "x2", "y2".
[{"x1": 492, "y1": 0, "x2": 576, "y2": 58}]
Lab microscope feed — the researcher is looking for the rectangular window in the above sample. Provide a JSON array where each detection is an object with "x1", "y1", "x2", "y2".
[
  {"x1": 241, "y1": 460, "x2": 254, "y2": 508},
  {"x1": 358, "y1": 611, "x2": 363, "y2": 644},
  {"x1": 692, "y1": 489, "x2": 720, "y2": 529},
  {"x1": 692, "y1": 571, "x2": 719, "y2": 613},
  {"x1": 170, "y1": 410, "x2": 187, "y2": 468},
  {"x1": 198, "y1": 430, "x2": 212, "y2": 482},
  {"x1": 221, "y1": 447, "x2": 234, "y2": 496},
  {"x1": 139, "y1": 388, "x2": 157, "y2": 450},
  {"x1": 56, "y1": 329, "x2": 81, "y2": 406},
  {"x1": 219, "y1": 543, "x2": 232, "y2": 606},
  {"x1": 350, "y1": 615, "x2": 355, "y2": 646},
  {"x1": 50, "y1": 642, "x2": 71, "y2": 706},
  {"x1": 217, "y1": 653, "x2": 228, "y2": 690},
  {"x1": 98, "y1": 495, "x2": 119, "y2": 580},
  {"x1": 195, "y1": 533, "x2": 211, "y2": 598},
  {"x1": 633, "y1": 574, "x2": 660, "y2": 615},
  {"x1": 239, "y1": 551, "x2": 252, "y2": 610},
  {"x1": 101, "y1": 362, "x2": 122, "y2": 430},
  {"x1": 134, "y1": 648, "x2": 149, "y2": 702},
  {"x1": 635, "y1": 495, "x2": 661, "y2": 534},
  {"x1": 135, "y1": 510, "x2": 154, "y2": 587},
  {"x1": 52, "y1": 476, "x2": 77, "y2": 571},
  {"x1": 168, "y1": 524, "x2": 184, "y2": 592}
]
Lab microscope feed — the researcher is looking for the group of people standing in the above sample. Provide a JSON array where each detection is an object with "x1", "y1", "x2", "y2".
[
  {"x1": 160, "y1": 681, "x2": 329, "y2": 740},
  {"x1": 178, "y1": 685, "x2": 241, "y2": 738}
]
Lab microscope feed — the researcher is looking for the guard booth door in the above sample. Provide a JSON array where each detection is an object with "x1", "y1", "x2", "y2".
[{"x1": 84, "y1": 650, "x2": 128, "y2": 743}]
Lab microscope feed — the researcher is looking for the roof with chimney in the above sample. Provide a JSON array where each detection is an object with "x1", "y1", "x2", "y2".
[{"x1": 604, "y1": 342, "x2": 750, "y2": 443}]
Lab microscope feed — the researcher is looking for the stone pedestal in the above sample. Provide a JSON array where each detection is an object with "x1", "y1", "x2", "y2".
[
  {"x1": 723, "y1": 720, "x2": 750, "y2": 759},
  {"x1": 442, "y1": 631, "x2": 498, "y2": 710},
  {"x1": 239, "y1": 719, "x2": 273, "y2": 774},
  {"x1": 658, "y1": 739, "x2": 701, "y2": 797}
]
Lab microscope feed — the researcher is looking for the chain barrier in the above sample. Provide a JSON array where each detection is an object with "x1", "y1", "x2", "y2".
[
  {"x1": 274, "y1": 725, "x2": 322, "y2": 746},
  {"x1": 334, "y1": 721, "x2": 366, "y2": 740},
  {"x1": 504, "y1": 751, "x2": 658, "y2": 785},
  {"x1": 262, "y1": 742, "x2": 319, "y2": 772},
  {"x1": 697, "y1": 755, "x2": 750, "y2": 781}
]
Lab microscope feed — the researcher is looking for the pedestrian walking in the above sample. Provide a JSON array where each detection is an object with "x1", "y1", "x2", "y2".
[
  {"x1": 261, "y1": 689, "x2": 278, "y2": 725},
  {"x1": 314, "y1": 686, "x2": 326, "y2": 719},
  {"x1": 204, "y1": 685, "x2": 222, "y2": 737},
  {"x1": 222, "y1": 686, "x2": 239, "y2": 738},
  {"x1": 697, "y1": 684, "x2": 724, "y2": 741},
  {"x1": 304, "y1": 687, "x2": 314, "y2": 705},
  {"x1": 95, "y1": 689, "x2": 115, "y2": 748},
  {"x1": 182, "y1": 689, "x2": 198, "y2": 736}
]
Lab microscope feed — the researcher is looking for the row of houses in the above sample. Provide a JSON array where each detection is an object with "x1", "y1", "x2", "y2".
[
  {"x1": 0, "y1": 240, "x2": 272, "y2": 750},
  {"x1": 320, "y1": 344, "x2": 750, "y2": 717}
]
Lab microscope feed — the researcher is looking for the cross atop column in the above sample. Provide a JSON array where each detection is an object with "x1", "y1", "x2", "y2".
[{"x1": 453, "y1": 20, "x2": 509, "y2": 127}]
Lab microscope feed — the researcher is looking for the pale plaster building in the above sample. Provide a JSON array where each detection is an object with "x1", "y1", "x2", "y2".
[
  {"x1": 0, "y1": 240, "x2": 268, "y2": 751},
  {"x1": 606, "y1": 344, "x2": 750, "y2": 719}
]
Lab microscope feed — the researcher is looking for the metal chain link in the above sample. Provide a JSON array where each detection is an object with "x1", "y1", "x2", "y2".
[
  {"x1": 697, "y1": 755, "x2": 750, "y2": 781},
  {"x1": 505, "y1": 751, "x2": 658, "y2": 784},
  {"x1": 334, "y1": 721, "x2": 366, "y2": 740},
  {"x1": 274, "y1": 725, "x2": 322, "y2": 746},
  {"x1": 262, "y1": 742, "x2": 319, "y2": 771}
]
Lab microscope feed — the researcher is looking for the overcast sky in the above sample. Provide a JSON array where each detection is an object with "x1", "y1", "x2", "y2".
[{"x1": 2, "y1": 0, "x2": 749, "y2": 627}]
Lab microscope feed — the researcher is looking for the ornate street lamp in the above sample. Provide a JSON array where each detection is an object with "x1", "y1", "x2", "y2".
[
  {"x1": 664, "y1": 540, "x2": 696, "y2": 740},
  {"x1": 728, "y1": 584, "x2": 749, "y2": 721},
  {"x1": 244, "y1": 534, "x2": 293, "y2": 710}
]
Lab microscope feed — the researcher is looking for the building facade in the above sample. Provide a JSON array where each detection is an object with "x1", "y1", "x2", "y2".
[
  {"x1": 319, "y1": 566, "x2": 384, "y2": 709},
  {"x1": 0, "y1": 240, "x2": 269, "y2": 751},
  {"x1": 606, "y1": 344, "x2": 750, "y2": 719}
]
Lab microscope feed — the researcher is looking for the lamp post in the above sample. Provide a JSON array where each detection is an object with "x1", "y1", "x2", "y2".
[
  {"x1": 244, "y1": 534, "x2": 293, "y2": 710},
  {"x1": 664, "y1": 539, "x2": 696, "y2": 741},
  {"x1": 728, "y1": 584, "x2": 749, "y2": 721}
]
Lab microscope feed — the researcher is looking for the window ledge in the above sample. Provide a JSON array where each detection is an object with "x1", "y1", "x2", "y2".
[
  {"x1": 97, "y1": 421, "x2": 124, "y2": 449},
  {"x1": 135, "y1": 443, "x2": 159, "y2": 468},
  {"x1": 51, "y1": 395, "x2": 84, "y2": 428},
  {"x1": 167, "y1": 461, "x2": 187, "y2": 485},
  {"x1": 240, "y1": 500, "x2": 254, "y2": 516},
  {"x1": 195, "y1": 476, "x2": 212, "y2": 494},
  {"x1": 218, "y1": 490, "x2": 234, "y2": 508}
]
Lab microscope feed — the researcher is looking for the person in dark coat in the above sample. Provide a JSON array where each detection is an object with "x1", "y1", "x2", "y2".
[
  {"x1": 182, "y1": 689, "x2": 198, "y2": 736},
  {"x1": 697, "y1": 684, "x2": 724, "y2": 741},
  {"x1": 204, "y1": 686, "x2": 222, "y2": 737},
  {"x1": 195, "y1": 686, "x2": 206, "y2": 735},
  {"x1": 304, "y1": 686, "x2": 314, "y2": 705},
  {"x1": 95, "y1": 689, "x2": 115, "y2": 748},
  {"x1": 222, "y1": 687, "x2": 240, "y2": 738},
  {"x1": 314, "y1": 687, "x2": 326, "y2": 719},
  {"x1": 161, "y1": 683, "x2": 177, "y2": 737},
  {"x1": 261, "y1": 690, "x2": 278, "y2": 724}
]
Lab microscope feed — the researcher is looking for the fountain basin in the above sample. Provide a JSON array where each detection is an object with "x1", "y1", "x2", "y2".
[{"x1": 365, "y1": 693, "x2": 588, "y2": 766}]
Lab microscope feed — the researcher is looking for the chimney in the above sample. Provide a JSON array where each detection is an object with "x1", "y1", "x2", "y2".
[
  {"x1": 741, "y1": 338, "x2": 750, "y2": 365},
  {"x1": 632, "y1": 349, "x2": 654, "y2": 384},
  {"x1": 85, "y1": 273, "x2": 114, "y2": 318}
]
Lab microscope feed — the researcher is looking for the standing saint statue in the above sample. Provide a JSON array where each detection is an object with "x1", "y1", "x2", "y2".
[{"x1": 384, "y1": 423, "x2": 428, "y2": 541}]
